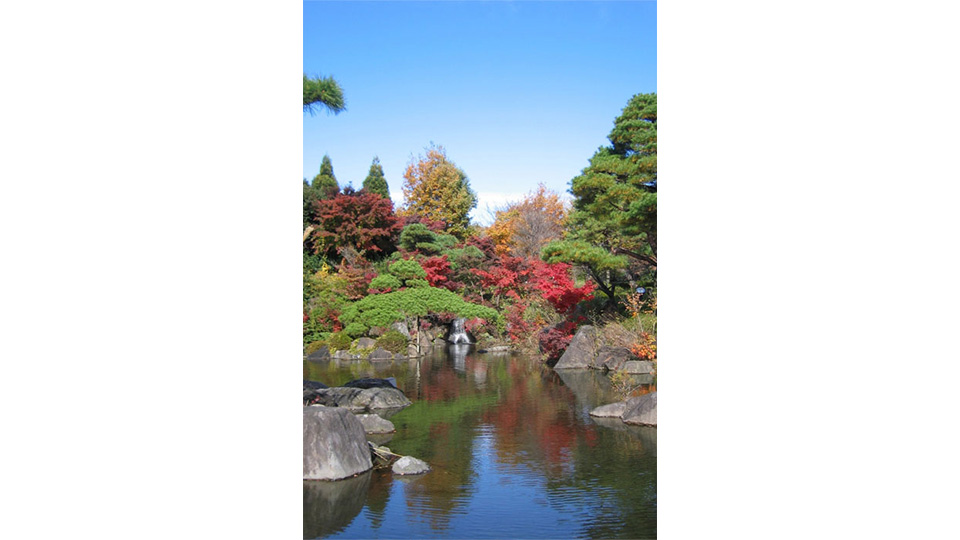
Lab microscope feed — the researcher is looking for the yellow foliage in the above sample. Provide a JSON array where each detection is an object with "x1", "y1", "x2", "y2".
[{"x1": 489, "y1": 183, "x2": 568, "y2": 258}]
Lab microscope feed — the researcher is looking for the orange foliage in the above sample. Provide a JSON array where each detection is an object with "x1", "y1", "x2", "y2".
[
  {"x1": 488, "y1": 183, "x2": 568, "y2": 258},
  {"x1": 400, "y1": 144, "x2": 476, "y2": 238}
]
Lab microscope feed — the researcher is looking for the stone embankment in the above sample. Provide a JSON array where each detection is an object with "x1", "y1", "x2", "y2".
[{"x1": 553, "y1": 325, "x2": 655, "y2": 375}]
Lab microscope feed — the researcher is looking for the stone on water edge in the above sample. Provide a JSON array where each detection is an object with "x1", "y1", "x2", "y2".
[
  {"x1": 355, "y1": 413, "x2": 396, "y2": 434},
  {"x1": 553, "y1": 325, "x2": 598, "y2": 370},
  {"x1": 392, "y1": 455, "x2": 430, "y2": 475},
  {"x1": 590, "y1": 401, "x2": 628, "y2": 418},
  {"x1": 303, "y1": 406, "x2": 373, "y2": 481},
  {"x1": 367, "y1": 347, "x2": 394, "y2": 361},
  {"x1": 621, "y1": 392, "x2": 657, "y2": 426},
  {"x1": 596, "y1": 346, "x2": 634, "y2": 371}
]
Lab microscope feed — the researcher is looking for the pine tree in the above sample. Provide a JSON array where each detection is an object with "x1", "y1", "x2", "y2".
[{"x1": 362, "y1": 156, "x2": 390, "y2": 199}]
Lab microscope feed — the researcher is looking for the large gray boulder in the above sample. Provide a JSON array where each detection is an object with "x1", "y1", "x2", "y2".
[
  {"x1": 306, "y1": 345, "x2": 331, "y2": 362},
  {"x1": 391, "y1": 321, "x2": 411, "y2": 339},
  {"x1": 553, "y1": 325, "x2": 598, "y2": 370},
  {"x1": 596, "y1": 346, "x2": 634, "y2": 371},
  {"x1": 355, "y1": 337, "x2": 377, "y2": 349},
  {"x1": 590, "y1": 401, "x2": 628, "y2": 418},
  {"x1": 367, "y1": 348, "x2": 394, "y2": 361},
  {"x1": 303, "y1": 406, "x2": 373, "y2": 480},
  {"x1": 392, "y1": 456, "x2": 430, "y2": 475},
  {"x1": 309, "y1": 387, "x2": 411, "y2": 412},
  {"x1": 622, "y1": 392, "x2": 657, "y2": 426},
  {"x1": 355, "y1": 414, "x2": 395, "y2": 434}
]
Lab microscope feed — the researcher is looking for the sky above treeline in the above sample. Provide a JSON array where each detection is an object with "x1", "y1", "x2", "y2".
[{"x1": 304, "y1": 1, "x2": 656, "y2": 225}]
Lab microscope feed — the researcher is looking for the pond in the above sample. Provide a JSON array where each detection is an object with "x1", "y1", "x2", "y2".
[{"x1": 303, "y1": 345, "x2": 657, "y2": 539}]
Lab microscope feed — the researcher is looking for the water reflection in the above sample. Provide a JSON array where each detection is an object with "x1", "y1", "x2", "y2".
[
  {"x1": 303, "y1": 349, "x2": 656, "y2": 539},
  {"x1": 303, "y1": 472, "x2": 372, "y2": 538}
]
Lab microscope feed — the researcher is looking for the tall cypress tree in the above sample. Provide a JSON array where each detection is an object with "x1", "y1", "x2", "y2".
[
  {"x1": 362, "y1": 156, "x2": 390, "y2": 199},
  {"x1": 311, "y1": 154, "x2": 340, "y2": 200}
]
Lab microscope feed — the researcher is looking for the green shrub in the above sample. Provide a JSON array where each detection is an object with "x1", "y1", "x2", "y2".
[
  {"x1": 388, "y1": 259, "x2": 427, "y2": 281},
  {"x1": 405, "y1": 278, "x2": 430, "y2": 288},
  {"x1": 376, "y1": 330, "x2": 408, "y2": 354},
  {"x1": 399, "y1": 223, "x2": 437, "y2": 251},
  {"x1": 344, "y1": 322, "x2": 367, "y2": 338},
  {"x1": 368, "y1": 274, "x2": 402, "y2": 292},
  {"x1": 435, "y1": 234, "x2": 458, "y2": 249},
  {"x1": 340, "y1": 286, "x2": 502, "y2": 335},
  {"x1": 327, "y1": 331, "x2": 352, "y2": 352}
]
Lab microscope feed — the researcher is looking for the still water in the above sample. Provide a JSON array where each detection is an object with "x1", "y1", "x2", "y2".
[{"x1": 303, "y1": 345, "x2": 656, "y2": 539}]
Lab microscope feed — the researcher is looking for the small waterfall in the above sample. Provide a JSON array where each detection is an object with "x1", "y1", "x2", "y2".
[{"x1": 447, "y1": 317, "x2": 473, "y2": 344}]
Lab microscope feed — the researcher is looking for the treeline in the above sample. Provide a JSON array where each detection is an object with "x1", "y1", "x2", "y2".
[{"x1": 303, "y1": 93, "x2": 657, "y2": 363}]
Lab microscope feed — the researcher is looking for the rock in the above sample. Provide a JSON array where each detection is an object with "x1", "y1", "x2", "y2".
[
  {"x1": 367, "y1": 348, "x2": 394, "y2": 361},
  {"x1": 303, "y1": 380, "x2": 330, "y2": 404},
  {"x1": 333, "y1": 350, "x2": 359, "y2": 360},
  {"x1": 355, "y1": 413, "x2": 395, "y2": 434},
  {"x1": 344, "y1": 377, "x2": 399, "y2": 390},
  {"x1": 303, "y1": 406, "x2": 373, "y2": 480},
  {"x1": 366, "y1": 432, "x2": 394, "y2": 446},
  {"x1": 597, "y1": 346, "x2": 634, "y2": 371},
  {"x1": 303, "y1": 471, "x2": 371, "y2": 538},
  {"x1": 391, "y1": 321, "x2": 410, "y2": 339},
  {"x1": 306, "y1": 345, "x2": 331, "y2": 362},
  {"x1": 406, "y1": 344, "x2": 420, "y2": 357},
  {"x1": 303, "y1": 379, "x2": 329, "y2": 390},
  {"x1": 621, "y1": 392, "x2": 657, "y2": 426},
  {"x1": 355, "y1": 337, "x2": 376, "y2": 349},
  {"x1": 553, "y1": 325, "x2": 598, "y2": 370},
  {"x1": 310, "y1": 386, "x2": 411, "y2": 412},
  {"x1": 590, "y1": 401, "x2": 628, "y2": 418},
  {"x1": 392, "y1": 456, "x2": 430, "y2": 475},
  {"x1": 367, "y1": 326, "x2": 385, "y2": 337},
  {"x1": 621, "y1": 360, "x2": 655, "y2": 374}
]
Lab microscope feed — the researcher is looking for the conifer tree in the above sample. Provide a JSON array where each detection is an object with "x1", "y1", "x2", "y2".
[
  {"x1": 362, "y1": 156, "x2": 390, "y2": 199},
  {"x1": 311, "y1": 154, "x2": 340, "y2": 200}
]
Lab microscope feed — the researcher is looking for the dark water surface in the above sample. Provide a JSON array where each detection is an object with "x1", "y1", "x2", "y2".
[{"x1": 303, "y1": 346, "x2": 656, "y2": 539}]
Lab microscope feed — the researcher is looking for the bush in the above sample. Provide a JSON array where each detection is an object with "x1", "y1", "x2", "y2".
[
  {"x1": 376, "y1": 330, "x2": 408, "y2": 354},
  {"x1": 400, "y1": 223, "x2": 434, "y2": 249},
  {"x1": 388, "y1": 259, "x2": 427, "y2": 281},
  {"x1": 343, "y1": 322, "x2": 367, "y2": 338},
  {"x1": 327, "y1": 331, "x2": 352, "y2": 352},
  {"x1": 368, "y1": 274, "x2": 402, "y2": 292},
  {"x1": 405, "y1": 278, "x2": 430, "y2": 288},
  {"x1": 340, "y1": 286, "x2": 502, "y2": 335}
]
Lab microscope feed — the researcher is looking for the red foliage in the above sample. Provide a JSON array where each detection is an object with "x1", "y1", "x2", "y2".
[
  {"x1": 420, "y1": 255, "x2": 452, "y2": 288},
  {"x1": 310, "y1": 188, "x2": 402, "y2": 259},
  {"x1": 538, "y1": 320, "x2": 578, "y2": 363},
  {"x1": 401, "y1": 214, "x2": 447, "y2": 233},
  {"x1": 526, "y1": 260, "x2": 595, "y2": 315}
]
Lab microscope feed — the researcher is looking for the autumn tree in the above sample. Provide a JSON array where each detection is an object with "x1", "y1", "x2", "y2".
[
  {"x1": 303, "y1": 73, "x2": 345, "y2": 115},
  {"x1": 543, "y1": 93, "x2": 657, "y2": 308},
  {"x1": 401, "y1": 144, "x2": 477, "y2": 239},
  {"x1": 488, "y1": 183, "x2": 568, "y2": 258},
  {"x1": 362, "y1": 156, "x2": 390, "y2": 199},
  {"x1": 308, "y1": 187, "x2": 402, "y2": 260}
]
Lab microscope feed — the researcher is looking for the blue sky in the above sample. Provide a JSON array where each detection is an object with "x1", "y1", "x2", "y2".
[{"x1": 304, "y1": 1, "x2": 656, "y2": 224}]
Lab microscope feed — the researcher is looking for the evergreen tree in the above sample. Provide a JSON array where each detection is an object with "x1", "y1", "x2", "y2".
[
  {"x1": 311, "y1": 154, "x2": 340, "y2": 200},
  {"x1": 543, "y1": 93, "x2": 657, "y2": 308},
  {"x1": 362, "y1": 156, "x2": 390, "y2": 199}
]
